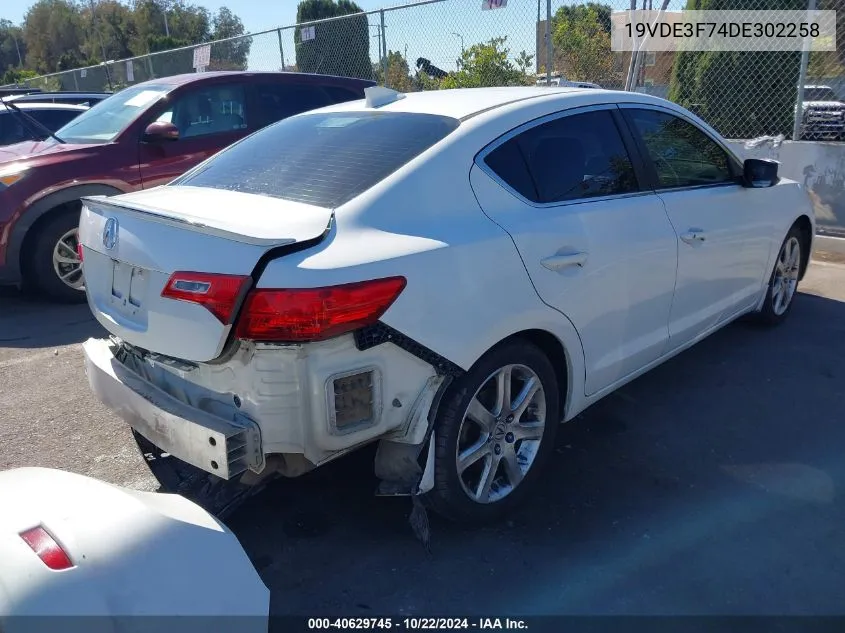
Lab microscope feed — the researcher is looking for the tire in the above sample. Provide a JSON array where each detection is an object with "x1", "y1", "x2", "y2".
[
  {"x1": 754, "y1": 225, "x2": 805, "y2": 326},
  {"x1": 132, "y1": 429, "x2": 276, "y2": 519},
  {"x1": 26, "y1": 206, "x2": 86, "y2": 303},
  {"x1": 424, "y1": 339, "x2": 560, "y2": 524}
]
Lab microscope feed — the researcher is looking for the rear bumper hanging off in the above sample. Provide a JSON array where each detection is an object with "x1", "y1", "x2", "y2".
[{"x1": 82, "y1": 338, "x2": 263, "y2": 480}]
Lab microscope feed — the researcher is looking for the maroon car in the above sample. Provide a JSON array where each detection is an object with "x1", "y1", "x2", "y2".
[{"x1": 0, "y1": 71, "x2": 374, "y2": 301}]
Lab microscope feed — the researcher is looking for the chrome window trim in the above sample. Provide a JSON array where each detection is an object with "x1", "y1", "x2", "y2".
[
  {"x1": 474, "y1": 103, "x2": 651, "y2": 210},
  {"x1": 616, "y1": 102, "x2": 745, "y2": 193}
]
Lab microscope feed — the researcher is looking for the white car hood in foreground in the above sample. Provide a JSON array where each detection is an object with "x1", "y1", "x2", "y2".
[{"x1": 0, "y1": 468, "x2": 268, "y2": 632}]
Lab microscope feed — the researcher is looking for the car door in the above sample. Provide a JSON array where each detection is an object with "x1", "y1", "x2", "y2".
[
  {"x1": 138, "y1": 83, "x2": 251, "y2": 189},
  {"x1": 470, "y1": 106, "x2": 679, "y2": 395},
  {"x1": 620, "y1": 106, "x2": 772, "y2": 350}
]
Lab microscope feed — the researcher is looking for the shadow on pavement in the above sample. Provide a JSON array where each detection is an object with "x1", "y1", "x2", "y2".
[
  {"x1": 0, "y1": 286, "x2": 104, "y2": 348},
  {"x1": 226, "y1": 292, "x2": 845, "y2": 616}
]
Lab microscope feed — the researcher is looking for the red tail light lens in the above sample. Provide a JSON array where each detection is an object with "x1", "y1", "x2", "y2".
[
  {"x1": 20, "y1": 526, "x2": 74, "y2": 571},
  {"x1": 161, "y1": 272, "x2": 251, "y2": 324},
  {"x1": 236, "y1": 277, "x2": 406, "y2": 343}
]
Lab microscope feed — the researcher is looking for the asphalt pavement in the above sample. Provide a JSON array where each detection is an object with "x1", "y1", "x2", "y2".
[{"x1": 1, "y1": 262, "x2": 844, "y2": 616}]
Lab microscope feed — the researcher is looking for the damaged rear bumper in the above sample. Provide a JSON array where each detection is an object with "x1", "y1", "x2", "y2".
[{"x1": 82, "y1": 337, "x2": 263, "y2": 480}]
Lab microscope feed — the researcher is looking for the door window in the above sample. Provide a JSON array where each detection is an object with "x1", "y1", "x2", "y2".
[
  {"x1": 483, "y1": 109, "x2": 639, "y2": 204},
  {"x1": 624, "y1": 108, "x2": 735, "y2": 189},
  {"x1": 28, "y1": 108, "x2": 84, "y2": 132},
  {"x1": 156, "y1": 84, "x2": 248, "y2": 139}
]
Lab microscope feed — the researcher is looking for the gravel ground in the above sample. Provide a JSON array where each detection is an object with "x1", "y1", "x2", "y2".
[{"x1": 1, "y1": 261, "x2": 844, "y2": 616}]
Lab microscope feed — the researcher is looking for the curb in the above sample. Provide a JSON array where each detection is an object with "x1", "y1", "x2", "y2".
[{"x1": 815, "y1": 234, "x2": 845, "y2": 256}]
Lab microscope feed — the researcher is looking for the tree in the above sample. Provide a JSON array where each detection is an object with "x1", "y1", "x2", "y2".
[
  {"x1": 210, "y1": 7, "x2": 250, "y2": 71},
  {"x1": 552, "y1": 4, "x2": 615, "y2": 84},
  {"x1": 295, "y1": 0, "x2": 373, "y2": 80},
  {"x1": 669, "y1": 0, "x2": 805, "y2": 138},
  {"x1": 440, "y1": 37, "x2": 533, "y2": 89},
  {"x1": 0, "y1": 20, "x2": 26, "y2": 73},
  {"x1": 23, "y1": 0, "x2": 85, "y2": 73},
  {"x1": 373, "y1": 50, "x2": 415, "y2": 91}
]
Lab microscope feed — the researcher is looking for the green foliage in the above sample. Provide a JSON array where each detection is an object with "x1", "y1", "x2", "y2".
[
  {"x1": 668, "y1": 0, "x2": 804, "y2": 138},
  {"x1": 295, "y1": 0, "x2": 373, "y2": 80},
  {"x1": 1, "y1": 68, "x2": 36, "y2": 85},
  {"x1": 3, "y1": 0, "x2": 247, "y2": 84},
  {"x1": 440, "y1": 37, "x2": 533, "y2": 89},
  {"x1": 552, "y1": 4, "x2": 615, "y2": 83},
  {"x1": 373, "y1": 50, "x2": 416, "y2": 91}
]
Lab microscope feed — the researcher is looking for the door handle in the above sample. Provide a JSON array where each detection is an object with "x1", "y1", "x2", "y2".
[
  {"x1": 680, "y1": 230, "x2": 707, "y2": 245},
  {"x1": 541, "y1": 251, "x2": 589, "y2": 271}
]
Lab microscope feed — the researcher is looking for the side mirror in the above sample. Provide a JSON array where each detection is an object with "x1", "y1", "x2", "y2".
[
  {"x1": 742, "y1": 158, "x2": 779, "y2": 188},
  {"x1": 143, "y1": 121, "x2": 179, "y2": 142}
]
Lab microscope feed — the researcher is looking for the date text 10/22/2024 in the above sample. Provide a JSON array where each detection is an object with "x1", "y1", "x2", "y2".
[{"x1": 307, "y1": 618, "x2": 529, "y2": 630}]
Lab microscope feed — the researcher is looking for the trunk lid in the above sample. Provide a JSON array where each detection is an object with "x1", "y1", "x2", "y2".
[{"x1": 79, "y1": 186, "x2": 332, "y2": 362}]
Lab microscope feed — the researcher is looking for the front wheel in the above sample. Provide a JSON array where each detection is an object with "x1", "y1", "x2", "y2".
[
  {"x1": 424, "y1": 339, "x2": 559, "y2": 524},
  {"x1": 26, "y1": 207, "x2": 86, "y2": 303},
  {"x1": 755, "y1": 227, "x2": 804, "y2": 326}
]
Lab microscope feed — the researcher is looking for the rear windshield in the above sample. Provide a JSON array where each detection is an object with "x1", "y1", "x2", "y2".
[
  {"x1": 173, "y1": 111, "x2": 460, "y2": 208},
  {"x1": 804, "y1": 87, "x2": 838, "y2": 102}
]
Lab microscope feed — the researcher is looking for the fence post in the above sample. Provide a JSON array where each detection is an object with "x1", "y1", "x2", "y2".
[
  {"x1": 792, "y1": 0, "x2": 817, "y2": 141},
  {"x1": 147, "y1": 54, "x2": 155, "y2": 79},
  {"x1": 277, "y1": 28, "x2": 286, "y2": 70},
  {"x1": 380, "y1": 9, "x2": 388, "y2": 87},
  {"x1": 545, "y1": 0, "x2": 552, "y2": 85}
]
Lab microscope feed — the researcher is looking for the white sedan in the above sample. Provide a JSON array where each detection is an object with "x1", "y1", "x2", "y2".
[
  {"x1": 0, "y1": 467, "x2": 268, "y2": 631},
  {"x1": 78, "y1": 86, "x2": 814, "y2": 523}
]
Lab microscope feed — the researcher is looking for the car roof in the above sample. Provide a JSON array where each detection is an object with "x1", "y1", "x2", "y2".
[
  {"x1": 314, "y1": 86, "x2": 626, "y2": 120},
  {"x1": 1, "y1": 102, "x2": 89, "y2": 111},
  {"x1": 135, "y1": 70, "x2": 376, "y2": 88},
  {"x1": 5, "y1": 92, "x2": 110, "y2": 102}
]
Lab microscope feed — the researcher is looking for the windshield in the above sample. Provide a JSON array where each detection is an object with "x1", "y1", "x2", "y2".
[
  {"x1": 174, "y1": 111, "x2": 460, "y2": 208},
  {"x1": 804, "y1": 87, "x2": 838, "y2": 102},
  {"x1": 54, "y1": 84, "x2": 171, "y2": 144}
]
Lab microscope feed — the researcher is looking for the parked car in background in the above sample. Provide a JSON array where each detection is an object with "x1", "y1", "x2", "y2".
[
  {"x1": 798, "y1": 85, "x2": 845, "y2": 140},
  {"x1": 0, "y1": 467, "x2": 268, "y2": 632},
  {"x1": 0, "y1": 102, "x2": 88, "y2": 147},
  {"x1": 80, "y1": 86, "x2": 813, "y2": 524},
  {"x1": 3, "y1": 91, "x2": 113, "y2": 107},
  {"x1": 0, "y1": 71, "x2": 374, "y2": 301}
]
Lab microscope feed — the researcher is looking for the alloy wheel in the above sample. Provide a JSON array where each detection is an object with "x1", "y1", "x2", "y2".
[
  {"x1": 772, "y1": 236, "x2": 800, "y2": 316},
  {"x1": 455, "y1": 363, "x2": 546, "y2": 504},
  {"x1": 52, "y1": 228, "x2": 84, "y2": 290}
]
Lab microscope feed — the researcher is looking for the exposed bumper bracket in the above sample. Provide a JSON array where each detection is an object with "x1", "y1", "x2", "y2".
[{"x1": 83, "y1": 338, "x2": 264, "y2": 480}]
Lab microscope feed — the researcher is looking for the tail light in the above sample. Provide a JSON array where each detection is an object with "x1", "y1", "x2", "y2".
[
  {"x1": 76, "y1": 243, "x2": 84, "y2": 261},
  {"x1": 20, "y1": 526, "x2": 74, "y2": 571},
  {"x1": 236, "y1": 277, "x2": 406, "y2": 343},
  {"x1": 161, "y1": 272, "x2": 251, "y2": 324}
]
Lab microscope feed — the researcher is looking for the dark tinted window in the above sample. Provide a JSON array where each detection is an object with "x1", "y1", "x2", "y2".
[
  {"x1": 28, "y1": 108, "x2": 83, "y2": 131},
  {"x1": 256, "y1": 83, "x2": 335, "y2": 126},
  {"x1": 175, "y1": 111, "x2": 459, "y2": 208},
  {"x1": 484, "y1": 139, "x2": 537, "y2": 200},
  {"x1": 804, "y1": 87, "x2": 837, "y2": 102},
  {"x1": 626, "y1": 109, "x2": 733, "y2": 188},
  {"x1": 486, "y1": 109, "x2": 638, "y2": 203},
  {"x1": 0, "y1": 111, "x2": 31, "y2": 145},
  {"x1": 324, "y1": 85, "x2": 365, "y2": 103}
]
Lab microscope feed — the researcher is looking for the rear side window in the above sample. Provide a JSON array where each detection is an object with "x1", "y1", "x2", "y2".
[
  {"x1": 484, "y1": 109, "x2": 639, "y2": 204},
  {"x1": 28, "y1": 109, "x2": 83, "y2": 131},
  {"x1": 174, "y1": 111, "x2": 460, "y2": 208}
]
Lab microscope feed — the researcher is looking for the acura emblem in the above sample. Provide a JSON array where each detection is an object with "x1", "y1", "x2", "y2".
[{"x1": 102, "y1": 217, "x2": 119, "y2": 250}]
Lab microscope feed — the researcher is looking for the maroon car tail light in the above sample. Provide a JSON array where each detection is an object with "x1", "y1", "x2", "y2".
[
  {"x1": 235, "y1": 277, "x2": 407, "y2": 343},
  {"x1": 161, "y1": 272, "x2": 252, "y2": 324},
  {"x1": 20, "y1": 526, "x2": 74, "y2": 571}
]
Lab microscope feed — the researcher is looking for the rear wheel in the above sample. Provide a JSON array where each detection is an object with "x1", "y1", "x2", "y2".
[
  {"x1": 132, "y1": 430, "x2": 274, "y2": 518},
  {"x1": 424, "y1": 339, "x2": 559, "y2": 524},
  {"x1": 26, "y1": 206, "x2": 86, "y2": 303}
]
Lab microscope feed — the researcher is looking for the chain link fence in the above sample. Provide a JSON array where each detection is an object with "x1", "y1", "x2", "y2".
[{"x1": 4, "y1": 0, "x2": 842, "y2": 141}]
